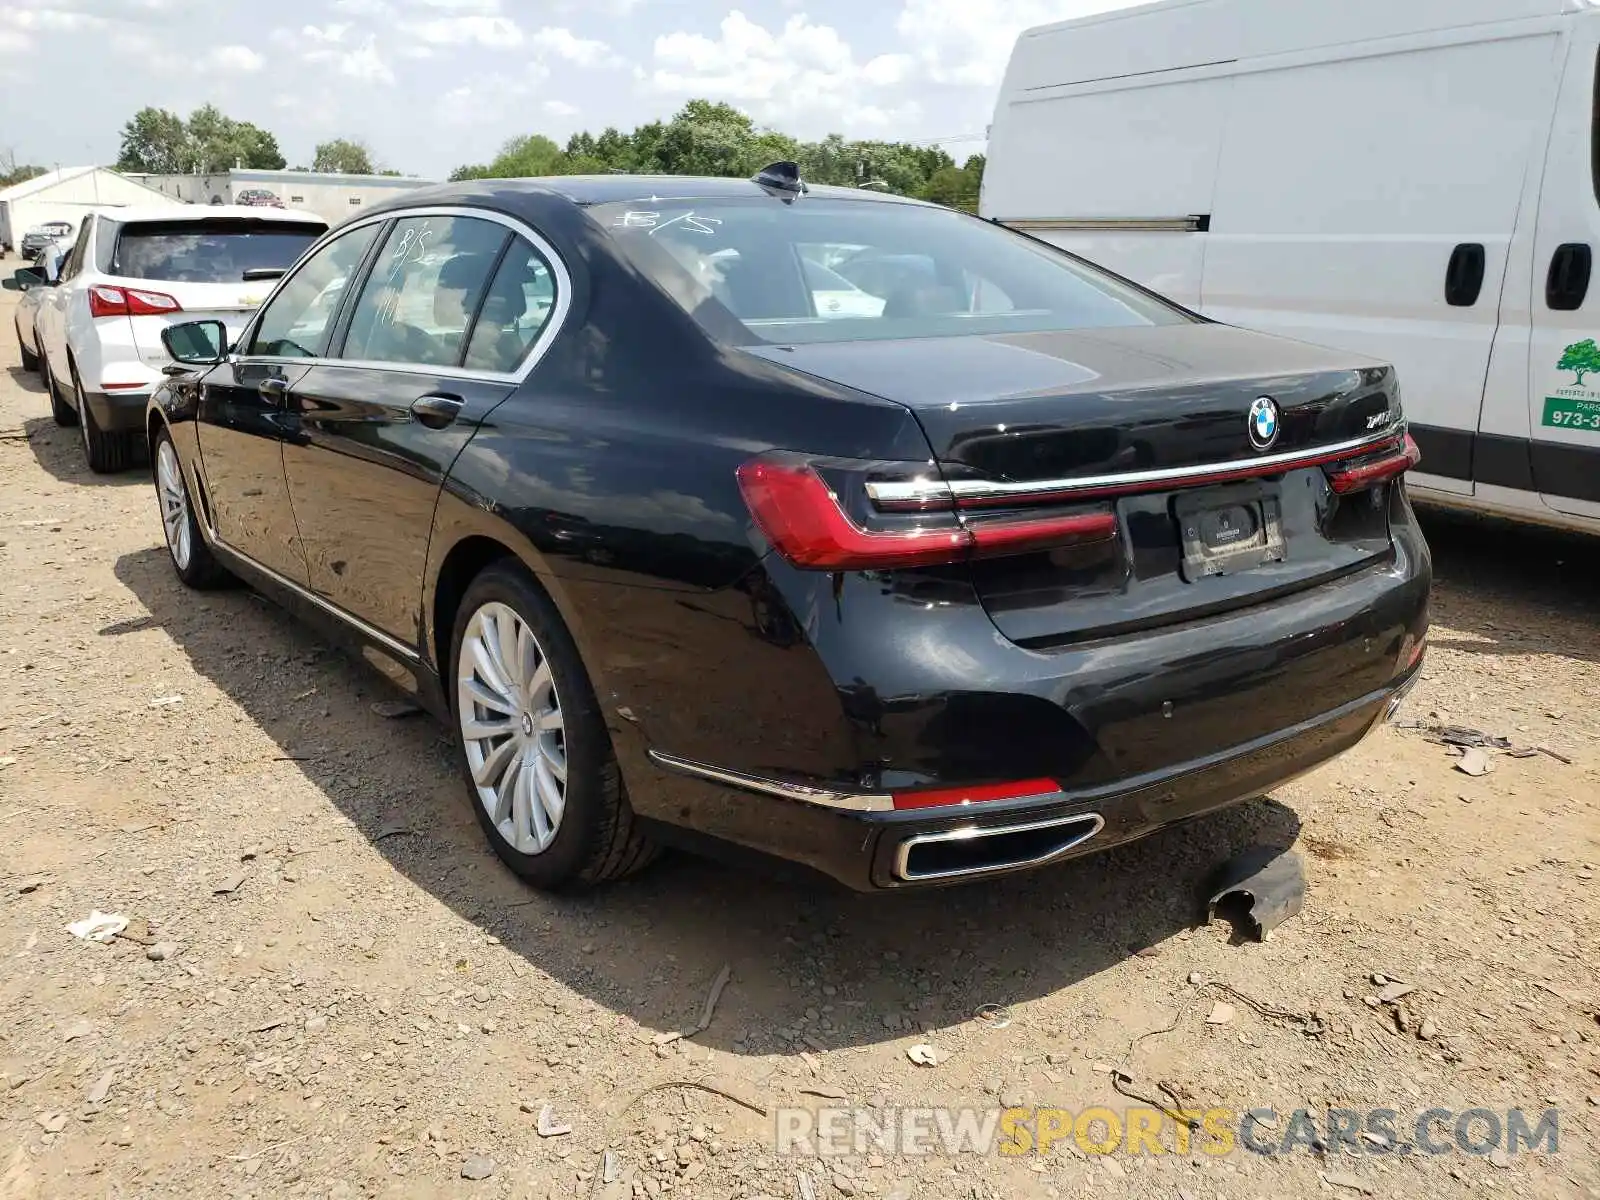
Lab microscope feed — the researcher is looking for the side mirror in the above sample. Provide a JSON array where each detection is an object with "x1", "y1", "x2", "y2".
[
  {"x1": 161, "y1": 319, "x2": 229, "y2": 366},
  {"x1": 4, "y1": 267, "x2": 43, "y2": 292}
]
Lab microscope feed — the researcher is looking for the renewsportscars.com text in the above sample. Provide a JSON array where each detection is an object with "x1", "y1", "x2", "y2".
[{"x1": 774, "y1": 1106, "x2": 1560, "y2": 1159}]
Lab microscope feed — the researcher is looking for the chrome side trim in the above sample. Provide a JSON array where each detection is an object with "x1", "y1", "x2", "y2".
[
  {"x1": 1000, "y1": 216, "x2": 1208, "y2": 233},
  {"x1": 865, "y1": 428, "x2": 1404, "y2": 507},
  {"x1": 647, "y1": 750, "x2": 894, "y2": 814},
  {"x1": 210, "y1": 535, "x2": 421, "y2": 664},
  {"x1": 229, "y1": 205, "x2": 576, "y2": 387},
  {"x1": 894, "y1": 813, "x2": 1105, "y2": 883}
]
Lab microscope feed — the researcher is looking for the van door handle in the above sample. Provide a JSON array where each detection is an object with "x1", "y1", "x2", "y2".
[
  {"x1": 257, "y1": 376, "x2": 288, "y2": 402},
  {"x1": 1445, "y1": 243, "x2": 1485, "y2": 307},
  {"x1": 410, "y1": 393, "x2": 464, "y2": 429},
  {"x1": 1546, "y1": 243, "x2": 1592, "y2": 311}
]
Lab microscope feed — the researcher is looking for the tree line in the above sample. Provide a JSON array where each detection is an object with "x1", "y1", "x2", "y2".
[
  {"x1": 114, "y1": 107, "x2": 396, "y2": 176},
  {"x1": 104, "y1": 100, "x2": 983, "y2": 210},
  {"x1": 449, "y1": 100, "x2": 985, "y2": 211}
]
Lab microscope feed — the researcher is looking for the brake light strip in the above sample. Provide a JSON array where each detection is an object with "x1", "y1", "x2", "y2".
[{"x1": 866, "y1": 426, "x2": 1411, "y2": 510}]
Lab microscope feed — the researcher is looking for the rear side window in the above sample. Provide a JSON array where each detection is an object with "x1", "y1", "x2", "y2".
[
  {"x1": 340, "y1": 215, "x2": 509, "y2": 368},
  {"x1": 111, "y1": 219, "x2": 325, "y2": 283},
  {"x1": 591, "y1": 197, "x2": 1185, "y2": 345},
  {"x1": 248, "y1": 224, "x2": 382, "y2": 358},
  {"x1": 463, "y1": 239, "x2": 558, "y2": 372},
  {"x1": 60, "y1": 220, "x2": 92, "y2": 281}
]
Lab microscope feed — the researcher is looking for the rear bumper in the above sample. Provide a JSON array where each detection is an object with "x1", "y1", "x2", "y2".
[
  {"x1": 641, "y1": 675, "x2": 1411, "y2": 890},
  {"x1": 622, "y1": 492, "x2": 1430, "y2": 890},
  {"x1": 84, "y1": 387, "x2": 153, "y2": 432}
]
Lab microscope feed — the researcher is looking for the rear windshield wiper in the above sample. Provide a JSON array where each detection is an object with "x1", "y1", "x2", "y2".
[{"x1": 243, "y1": 268, "x2": 287, "y2": 282}]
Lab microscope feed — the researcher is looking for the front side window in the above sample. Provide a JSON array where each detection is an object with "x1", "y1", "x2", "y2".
[
  {"x1": 591, "y1": 197, "x2": 1189, "y2": 345},
  {"x1": 248, "y1": 223, "x2": 381, "y2": 358},
  {"x1": 463, "y1": 239, "x2": 559, "y2": 372},
  {"x1": 340, "y1": 216, "x2": 508, "y2": 368}
]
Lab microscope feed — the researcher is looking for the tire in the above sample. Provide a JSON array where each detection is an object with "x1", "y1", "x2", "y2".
[
  {"x1": 74, "y1": 361, "x2": 139, "y2": 474},
  {"x1": 16, "y1": 323, "x2": 38, "y2": 373},
  {"x1": 42, "y1": 354, "x2": 77, "y2": 427},
  {"x1": 449, "y1": 561, "x2": 657, "y2": 890},
  {"x1": 153, "y1": 425, "x2": 231, "y2": 590}
]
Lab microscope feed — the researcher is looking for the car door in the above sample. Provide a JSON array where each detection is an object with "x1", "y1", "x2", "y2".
[
  {"x1": 1526, "y1": 19, "x2": 1600, "y2": 518},
  {"x1": 280, "y1": 212, "x2": 563, "y2": 648},
  {"x1": 194, "y1": 221, "x2": 383, "y2": 583},
  {"x1": 36, "y1": 217, "x2": 91, "y2": 372}
]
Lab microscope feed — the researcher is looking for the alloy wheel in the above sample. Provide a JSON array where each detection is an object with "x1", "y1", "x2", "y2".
[
  {"x1": 156, "y1": 439, "x2": 191, "y2": 571},
  {"x1": 456, "y1": 601, "x2": 567, "y2": 854}
]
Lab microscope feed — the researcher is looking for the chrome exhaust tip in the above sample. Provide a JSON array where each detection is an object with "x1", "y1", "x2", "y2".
[{"x1": 893, "y1": 812, "x2": 1104, "y2": 883}]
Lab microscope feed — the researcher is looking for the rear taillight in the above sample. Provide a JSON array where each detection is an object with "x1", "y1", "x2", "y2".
[
  {"x1": 1326, "y1": 433, "x2": 1421, "y2": 494},
  {"x1": 736, "y1": 456, "x2": 1117, "y2": 571},
  {"x1": 88, "y1": 285, "x2": 182, "y2": 319}
]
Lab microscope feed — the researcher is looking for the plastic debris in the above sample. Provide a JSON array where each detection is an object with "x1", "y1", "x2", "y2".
[
  {"x1": 66, "y1": 911, "x2": 128, "y2": 943},
  {"x1": 1206, "y1": 846, "x2": 1307, "y2": 941}
]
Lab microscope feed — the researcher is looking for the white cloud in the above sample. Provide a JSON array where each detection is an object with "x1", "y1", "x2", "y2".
[
  {"x1": 543, "y1": 99, "x2": 580, "y2": 117},
  {"x1": 8, "y1": 8, "x2": 106, "y2": 33},
  {"x1": 401, "y1": 14, "x2": 523, "y2": 47},
  {"x1": 529, "y1": 26, "x2": 619, "y2": 67},
  {"x1": 209, "y1": 43, "x2": 264, "y2": 72},
  {"x1": 303, "y1": 23, "x2": 350, "y2": 44},
  {"x1": 338, "y1": 34, "x2": 395, "y2": 83},
  {"x1": 894, "y1": 0, "x2": 1138, "y2": 88},
  {"x1": 438, "y1": 66, "x2": 549, "y2": 125},
  {"x1": 649, "y1": 10, "x2": 919, "y2": 133},
  {"x1": 408, "y1": 0, "x2": 500, "y2": 11},
  {"x1": 0, "y1": 28, "x2": 30, "y2": 54},
  {"x1": 862, "y1": 53, "x2": 912, "y2": 87}
]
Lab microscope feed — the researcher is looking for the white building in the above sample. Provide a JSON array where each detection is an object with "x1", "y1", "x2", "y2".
[
  {"x1": 0, "y1": 166, "x2": 173, "y2": 253},
  {"x1": 124, "y1": 168, "x2": 438, "y2": 226}
]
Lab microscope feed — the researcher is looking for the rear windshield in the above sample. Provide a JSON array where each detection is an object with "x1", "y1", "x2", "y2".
[
  {"x1": 589, "y1": 197, "x2": 1189, "y2": 345},
  {"x1": 109, "y1": 220, "x2": 325, "y2": 283}
]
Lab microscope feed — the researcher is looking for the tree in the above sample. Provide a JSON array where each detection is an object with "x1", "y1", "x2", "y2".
[
  {"x1": 0, "y1": 148, "x2": 46, "y2": 188},
  {"x1": 313, "y1": 138, "x2": 375, "y2": 174},
  {"x1": 233, "y1": 123, "x2": 286, "y2": 171},
  {"x1": 116, "y1": 107, "x2": 190, "y2": 173},
  {"x1": 1558, "y1": 339, "x2": 1600, "y2": 386},
  {"x1": 443, "y1": 100, "x2": 976, "y2": 200},
  {"x1": 116, "y1": 105, "x2": 284, "y2": 173}
]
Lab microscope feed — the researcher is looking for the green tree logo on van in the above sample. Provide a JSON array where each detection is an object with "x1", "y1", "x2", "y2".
[{"x1": 1558, "y1": 339, "x2": 1600, "y2": 386}]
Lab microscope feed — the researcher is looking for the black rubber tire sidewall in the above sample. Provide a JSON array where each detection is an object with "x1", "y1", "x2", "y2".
[
  {"x1": 448, "y1": 561, "x2": 622, "y2": 891},
  {"x1": 17, "y1": 323, "x2": 38, "y2": 372},
  {"x1": 43, "y1": 355, "x2": 77, "y2": 426},
  {"x1": 153, "y1": 425, "x2": 230, "y2": 589}
]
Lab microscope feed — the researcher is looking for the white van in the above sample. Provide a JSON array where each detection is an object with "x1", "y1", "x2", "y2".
[{"x1": 984, "y1": 0, "x2": 1600, "y2": 534}]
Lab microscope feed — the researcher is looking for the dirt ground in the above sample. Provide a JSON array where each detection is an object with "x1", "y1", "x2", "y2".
[{"x1": 0, "y1": 284, "x2": 1596, "y2": 1200}]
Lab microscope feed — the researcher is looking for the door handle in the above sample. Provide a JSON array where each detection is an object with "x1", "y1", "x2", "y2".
[
  {"x1": 1444, "y1": 243, "x2": 1485, "y2": 307},
  {"x1": 257, "y1": 376, "x2": 288, "y2": 401},
  {"x1": 410, "y1": 393, "x2": 464, "y2": 429},
  {"x1": 1546, "y1": 243, "x2": 1592, "y2": 311}
]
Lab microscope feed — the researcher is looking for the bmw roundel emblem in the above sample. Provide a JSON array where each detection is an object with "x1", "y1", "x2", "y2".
[{"x1": 1248, "y1": 396, "x2": 1280, "y2": 451}]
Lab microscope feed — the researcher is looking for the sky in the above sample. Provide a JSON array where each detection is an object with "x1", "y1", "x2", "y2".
[{"x1": 0, "y1": 0, "x2": 1145, "y2": 179}]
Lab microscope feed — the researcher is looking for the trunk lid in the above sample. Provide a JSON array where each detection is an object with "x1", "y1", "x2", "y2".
[
  {"x1": 744, "y1": 324, "x2": 1405, "y2": 646},
  {"x1": 124, "y1": 280, "x2": 272, "y2": 370}
]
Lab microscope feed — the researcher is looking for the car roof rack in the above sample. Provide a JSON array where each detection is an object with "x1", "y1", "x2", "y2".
[{"x1": 754, "y1": 161, "x2": 807, "y2": 194}]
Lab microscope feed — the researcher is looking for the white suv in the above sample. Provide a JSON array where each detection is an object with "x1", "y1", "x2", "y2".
[{"x1": 32, "y1": 205, "x2": 327, "y2": 472}]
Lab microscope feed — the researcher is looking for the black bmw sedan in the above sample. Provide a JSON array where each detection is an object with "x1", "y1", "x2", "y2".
[{"x1": 146, "y1": 167, "x2": 1430, "y2": 892}]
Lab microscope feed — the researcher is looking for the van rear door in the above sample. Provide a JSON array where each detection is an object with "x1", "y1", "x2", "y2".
[
  {"x1": 1200, "y1": 27, "x2": 1562, "y2": 501},
  {"x1": 1525, "y1": 21, "x2": 1600, "y2": 521}
]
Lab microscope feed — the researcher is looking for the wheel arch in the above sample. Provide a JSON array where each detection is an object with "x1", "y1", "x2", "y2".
[{"x1": 424, "y1": 496, "x2": 600, "y2": 710}]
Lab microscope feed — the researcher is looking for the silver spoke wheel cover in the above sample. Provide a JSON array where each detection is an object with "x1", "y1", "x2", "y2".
[
  {"x1": 457, "y1": 601, "x2": 567, "y2": 855},
  {"x1": 156, "y1": 440, "x2": 192, "y2": 571}
]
